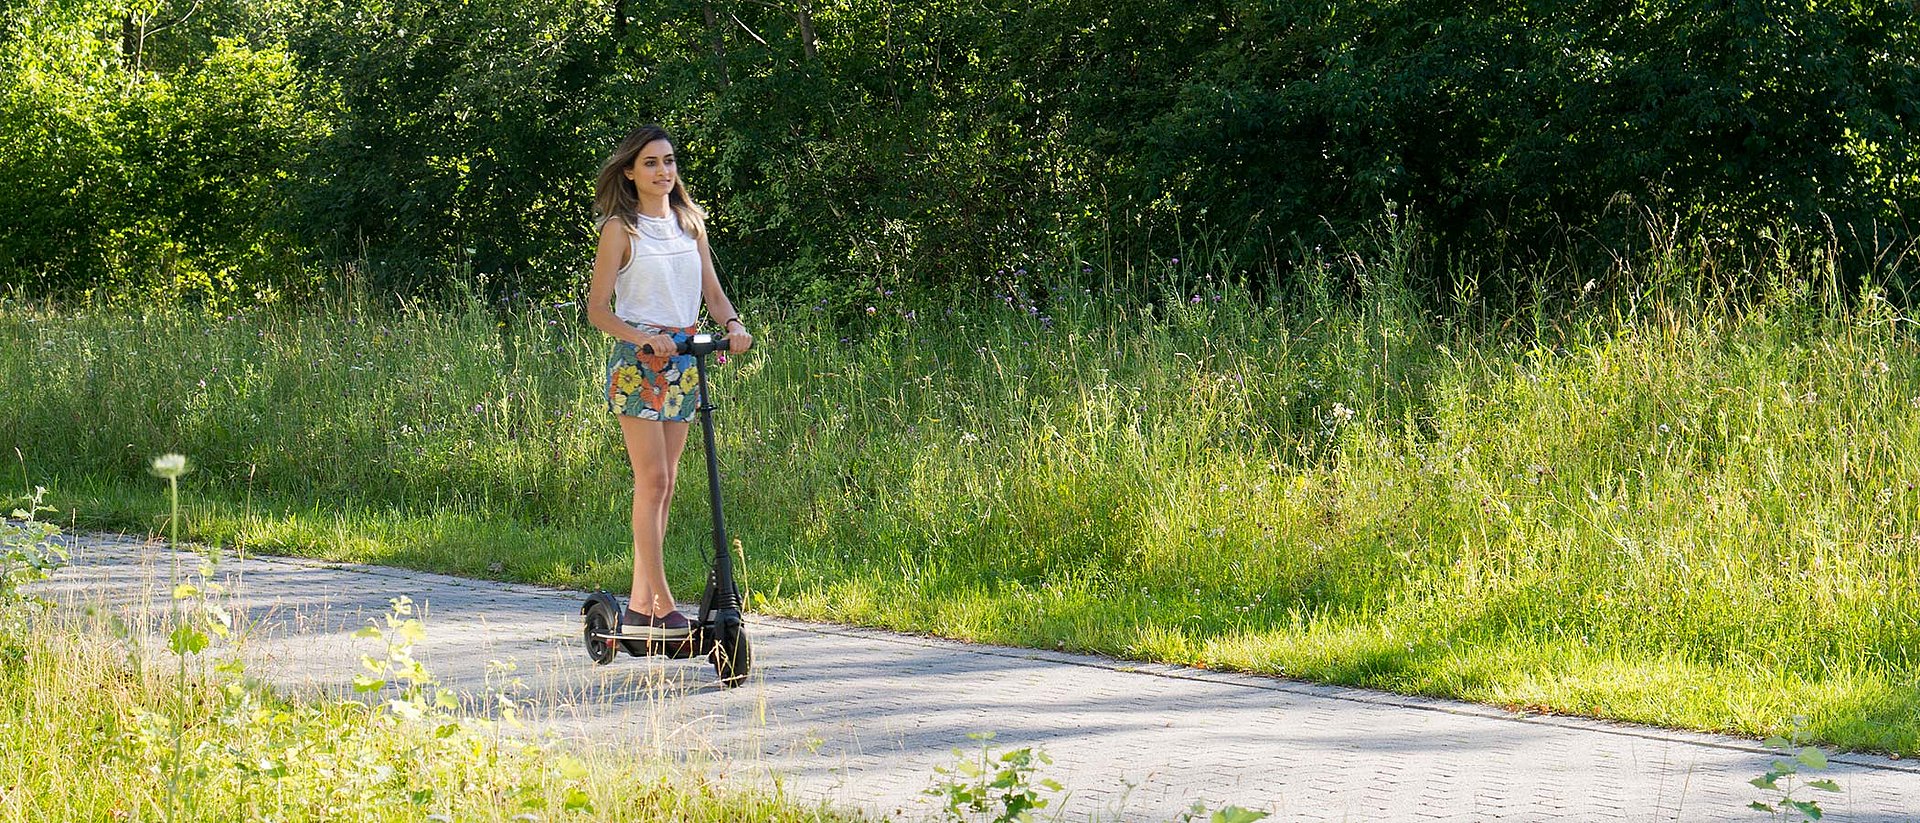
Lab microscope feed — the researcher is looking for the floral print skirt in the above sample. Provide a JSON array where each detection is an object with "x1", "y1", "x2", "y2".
[{"x1": 606, "y1": 324, "x2": 701, "y2": 421}]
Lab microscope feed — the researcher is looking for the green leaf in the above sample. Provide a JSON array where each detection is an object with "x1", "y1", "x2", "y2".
[
  {"x1": 397, "y1": 620, "x2": 426, "y2": 644},
  {"x1": 1750, "y1": 776, "x2": 1779, "y2": 790},
  {"x1": 1749, "y1": 802, "x2": 1773, "y2": 812},
  {"x1": 563, "y1": 787, "x2": 592, "y2": 812},
  {"x1": 1807, "y1": 779, "x2": 1841, "y2": 792},
  {"x1": 204, "y1": 603, "x2": 232, "y2": 636},
  {"x1": 1786, "y1": 798, "x2": 1822, "y2": 819},
  {"x1": 1212, "y1": 806, "x2": 1272, "y2": 823},
  {"x1": 554, "y1": 755, "x2": 589, "y2": 781},
  {"x1": 168, "y1": 625, "x2": 209, "y2": 655},
  {"x1": 352, "y1": 674, "x2": 386, "y2": 692},
  {"x1": 1763, "y1": 736, "x2": 1792, "y2": 749},
  {"x1": 1796, "y1": 748, "x2": 1828, "y2": 770}
]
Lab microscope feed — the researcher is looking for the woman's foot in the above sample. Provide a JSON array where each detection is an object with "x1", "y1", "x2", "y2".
[{"x1": 620, "y1": 608, "x2": 691, "y2": 638}]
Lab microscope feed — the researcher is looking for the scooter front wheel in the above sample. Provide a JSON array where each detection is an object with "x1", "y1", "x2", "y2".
[{"x1": 711, "y1": 622, "x2": 751, "y2": 687}]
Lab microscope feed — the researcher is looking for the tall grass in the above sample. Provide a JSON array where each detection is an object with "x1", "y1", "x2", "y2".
[
  {"x1": 0, "y1": 603, "x2": 858, "y2": 822},
  {"x1": 0, "y1": 492, "x2": 854, "y2": 821},
  {"x1": 5, "y1": 249, "x2": 1918, "y2": 755}
]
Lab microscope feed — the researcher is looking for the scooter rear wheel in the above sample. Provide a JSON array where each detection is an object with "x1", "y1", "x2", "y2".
[{"x1": 583, "y1": 600, "x2": 620, "y2": 665}]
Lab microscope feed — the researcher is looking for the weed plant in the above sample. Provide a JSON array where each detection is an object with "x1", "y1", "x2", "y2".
[
  {"x1": 4, "y1": 243, "x2": 1918, "y2": 755},
  {"x1": 926, "y1": 732, "x2": 1064, "y2": 823},
  {"x1": 1748, "y1": 716, "x2": 1843, "y2": 821}
]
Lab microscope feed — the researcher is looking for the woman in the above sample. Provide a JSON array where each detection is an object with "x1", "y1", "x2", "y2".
[{"x1": 587, "y1": 125, "x2": 754, "y2": 638}]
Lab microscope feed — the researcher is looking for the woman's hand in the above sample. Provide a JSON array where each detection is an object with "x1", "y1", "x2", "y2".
[{"x1": 638, "y1": 333, "x2": 679, "y2": 355}]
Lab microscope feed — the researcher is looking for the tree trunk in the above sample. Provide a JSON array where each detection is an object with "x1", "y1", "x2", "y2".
[
  {"x1": 703, "y1": 2, "x2": 731, "y2": 87},
  {"x1": 121, "y1": 13, "x2": 146, "y2": 82},
  {"x1": 796, "y1": 0, "x2": 817, "y2": 61}
]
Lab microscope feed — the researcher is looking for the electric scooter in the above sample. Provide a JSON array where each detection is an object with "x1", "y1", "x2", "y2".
[{"x1": 581, "y1": 332, "x2": 750, "y2": 687}]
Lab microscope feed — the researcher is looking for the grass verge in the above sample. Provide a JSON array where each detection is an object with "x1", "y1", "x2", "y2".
[
  {"x1": 5, "y1": 269, "x2": 1918, "y2": 755},
  {"x1": 0, "y1": 513, "x2": 857, "y2": 822}
]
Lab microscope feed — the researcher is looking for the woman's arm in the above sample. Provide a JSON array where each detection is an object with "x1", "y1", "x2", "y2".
[
  {"x1": 585, "y1": 219, "x2": 659, "y2": 349},
  {"x1": 697, "y1": 234, "x2": 754, "y2": 351}
]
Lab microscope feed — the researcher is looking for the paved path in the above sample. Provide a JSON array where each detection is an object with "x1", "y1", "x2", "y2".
[{"x1": 41, "y1": 532, "x2": 1920, "y2": 822}]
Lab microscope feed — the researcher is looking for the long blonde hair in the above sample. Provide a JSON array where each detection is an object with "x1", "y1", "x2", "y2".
[{"x1": 593, "y1": 125, "x2": 708, "y2": 240}]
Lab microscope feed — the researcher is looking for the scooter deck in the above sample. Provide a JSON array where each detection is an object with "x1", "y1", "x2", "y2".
[{"x1": 589, "y1": 631, "x2": 696, "y2": 641}]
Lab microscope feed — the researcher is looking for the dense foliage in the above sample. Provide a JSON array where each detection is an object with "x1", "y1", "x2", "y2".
[{"x1": 3, "y1": 0, "x2": 1917, "y2": 304}]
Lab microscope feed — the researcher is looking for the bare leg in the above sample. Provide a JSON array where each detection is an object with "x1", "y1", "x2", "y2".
[
  {"x1": 655, "y1": 421, "x2": 691, "y2": 575},
  {"x1": 618, "y1": 415, "x2": 692, "y2": 616}
]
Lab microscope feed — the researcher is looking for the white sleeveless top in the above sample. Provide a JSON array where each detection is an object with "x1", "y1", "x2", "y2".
[{"x1": 611, "y1": 212, "x2": 701, "y2": 328}]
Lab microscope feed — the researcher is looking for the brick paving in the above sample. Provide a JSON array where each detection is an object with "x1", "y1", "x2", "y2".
[{"x1": 40, "y1": 532, "x2": 1920, "y2": 822}]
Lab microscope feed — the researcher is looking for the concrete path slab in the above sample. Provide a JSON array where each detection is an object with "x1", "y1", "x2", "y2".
[{"x1": 39, "y1": 532, "x2": 1920, "y2": 822}]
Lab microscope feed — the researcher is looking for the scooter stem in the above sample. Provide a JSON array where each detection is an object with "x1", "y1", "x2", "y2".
[{"x1": 692, "y1": 345, "x2": 741, "y2": 617}]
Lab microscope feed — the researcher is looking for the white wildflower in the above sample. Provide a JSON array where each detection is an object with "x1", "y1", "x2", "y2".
[{"x1": 150, "y1": 454, "x2": 190, "y2": 478}]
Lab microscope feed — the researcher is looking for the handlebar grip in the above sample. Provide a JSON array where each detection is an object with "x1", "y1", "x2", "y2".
[{"x1": 689, "y1": 335, "x2": 732, "y2": 355}]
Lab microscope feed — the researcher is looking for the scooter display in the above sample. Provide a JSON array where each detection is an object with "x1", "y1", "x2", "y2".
[{"x1": 581, "y1": 332, "x2": 749, "y2": 687}]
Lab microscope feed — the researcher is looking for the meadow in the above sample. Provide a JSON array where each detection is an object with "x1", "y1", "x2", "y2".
[{"x1": 5, "y1": 251, "x2": 1918, "y2": 756}]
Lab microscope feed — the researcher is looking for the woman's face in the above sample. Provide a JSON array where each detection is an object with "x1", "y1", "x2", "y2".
[{"x1": 625, "y1": 139, "x2": 678, "y2": 199}]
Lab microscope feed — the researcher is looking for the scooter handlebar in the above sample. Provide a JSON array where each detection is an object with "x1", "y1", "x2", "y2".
[{"x1": 641, "y1": 334, "x2": 731, "y2": 357}]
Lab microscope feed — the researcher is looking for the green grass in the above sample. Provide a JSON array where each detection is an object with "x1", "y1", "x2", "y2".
[
  {"x1": 5, "y1": 268, "x2": 1918, "y2": 756},
  {"x1": 0, "y1": 614, "x2": 863, "y2": 822},
  {"x1": 0, "y1": 518, "x2": 858, "y2": 823}
]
